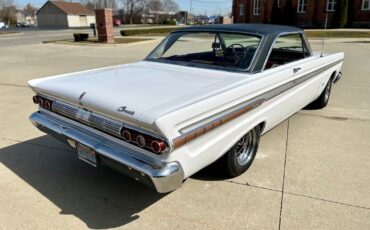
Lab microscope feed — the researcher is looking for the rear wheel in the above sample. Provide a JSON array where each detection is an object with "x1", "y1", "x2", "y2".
[
  {"x1": 223, "y1": 126, "x2": 261, "y2": 177},
  {"x1": 306, "y1": 78, "x2": 332, "y2": 109}
]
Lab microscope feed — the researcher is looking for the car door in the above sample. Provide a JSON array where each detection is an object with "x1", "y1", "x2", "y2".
[{"x1": 259, "y1": 33, "x2": 318, "y2": 128}]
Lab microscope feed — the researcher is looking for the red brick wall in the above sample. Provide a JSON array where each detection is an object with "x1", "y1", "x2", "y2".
[
  {"x1": 352, "y1": 0, "x2": 370, "y2": 26},
  {"x1": 95, "y1": 9, "x2": 114, "y2": 43},
  {"x1": 232, "y1": 0, "x2": 370, "y2": 27}
]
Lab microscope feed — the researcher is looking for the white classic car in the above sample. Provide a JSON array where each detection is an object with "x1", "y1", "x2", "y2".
[{"x1": 29, "y1": 24, "x2": 343, "y2": 193}]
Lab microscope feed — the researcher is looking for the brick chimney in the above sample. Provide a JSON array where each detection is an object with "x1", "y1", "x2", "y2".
[{"x1": 95, "y1": 9, "x2": 114, "y2": 43}]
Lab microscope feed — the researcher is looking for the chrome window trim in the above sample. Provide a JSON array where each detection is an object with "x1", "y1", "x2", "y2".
[
  {"x1": 261, "y1": 31, "x2": 312, "y2": 72},
  {"x1": 302, "y1": 33, "x2": 313, "y2": 56}
]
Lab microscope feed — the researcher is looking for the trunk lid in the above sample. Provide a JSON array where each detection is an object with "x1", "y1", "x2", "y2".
[{"x1": 29, "y1": 61, "x2": 238, "y2": 129}]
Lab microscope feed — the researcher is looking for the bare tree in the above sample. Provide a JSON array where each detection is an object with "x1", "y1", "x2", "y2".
[
  {"x1": 114, "y1": 0, "x2": 178, "y2": 25},
  {"x1": 0, "y1": 0, "x2": 13, "y2": 8},
  {"x1": 145, "y1": 0, "x2": 161, "y2": 24},
  {"x1": 147, "y1": 0, "x2": 161, "y2": 12},
  {"x1": 23, "y1": 3, "x2": 37, "y2": 16},
  {"x1": 0, "y1": 0, "x2": 16, "y2": 24},
  {"x1": 162, "y1": 0, "x2": 178, "y2": 15},
  {"x1": 81, "y1": 0, "x2": 117, "y2": 10},
  {"x1": 124, "y1": 0, "x2": 145, "y2": 24}
]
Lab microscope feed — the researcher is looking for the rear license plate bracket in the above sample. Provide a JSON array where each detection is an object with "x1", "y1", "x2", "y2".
[{"x1": 77, "y1": 144, "x2": 97, "y2": 167}]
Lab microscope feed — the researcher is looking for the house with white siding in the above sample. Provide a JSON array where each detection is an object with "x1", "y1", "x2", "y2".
[{"x1": 37, "y1": 1, "x2": 95, "y2": 28}]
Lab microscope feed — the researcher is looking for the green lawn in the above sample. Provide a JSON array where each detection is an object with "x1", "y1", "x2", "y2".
[
  {"x1": 305, "y1": 30, "x2": 370, "y2": 38},
  {"x1": 120, "y1": 27, "x2": 179, "y2": 36},
  {"x1": 43, "y1": 37, "x2": 152, "y2": 45},
  {"x1": 0, "y1": 31, "x2": 17, "y2": 35},
  {"x1": 119, "y1": 27, "x2": 370, "y2": 38}
]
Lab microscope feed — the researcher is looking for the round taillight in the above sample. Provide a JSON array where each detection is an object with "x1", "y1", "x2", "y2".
[
  {"x1": 122, "y1": 130, "x2": 131, "y2": 142},
  {"x1": 136, "y1": 135, "x2": 146, "y2": 147},
  {"x1": 151, "y1": 140, "x2": 166, "y2": 153},
  {"x1": 44, "y1": 101, "x2": 51, "y2": 110},
  {"x1": 38, "y1": 98, "x2": 44, "y2": 107},
  {"x1": 32, "y1": 96, "x2": 39, "y2": 104}
]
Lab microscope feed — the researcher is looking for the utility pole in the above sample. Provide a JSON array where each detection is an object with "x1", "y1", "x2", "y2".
[{"x1": 189, "y1": 0, "x2": 193, "y2": 23}]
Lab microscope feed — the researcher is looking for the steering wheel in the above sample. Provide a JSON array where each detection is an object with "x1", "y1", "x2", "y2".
[{"x1": 224, "y1": 44, "x2": 247, "y2": 65}]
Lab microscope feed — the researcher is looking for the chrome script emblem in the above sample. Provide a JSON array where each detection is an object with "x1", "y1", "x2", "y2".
[
  {"x1": 117, "y1": 106, "x2": 135, "y2": 115},
  {"x1": 78, "y1": 92, "x2": 86, "y2": 106}
]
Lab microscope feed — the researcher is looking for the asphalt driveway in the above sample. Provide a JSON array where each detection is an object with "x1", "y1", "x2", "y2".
[{"x1": 0, "y1": 36, "x2": 369, "y2": 229}]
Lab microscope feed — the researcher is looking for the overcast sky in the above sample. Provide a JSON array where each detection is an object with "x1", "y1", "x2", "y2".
[{"x1": 15, "y1": 0, "x2": 232, "y2": 16}]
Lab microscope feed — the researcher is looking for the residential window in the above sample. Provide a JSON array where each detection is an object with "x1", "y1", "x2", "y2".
[
  {"x1": 326, "y1": 0, "x2": 337, "y2": 12},
  {"x1": 297, "y1": 0, "x2": 307, "y2": 13},
  {"x1": 239, "y1": 4, "x2": 244, "y2": 16},
  {"x1": 362, "y1": 0, "x2": 370, "y2": 10},
  {"x1": 253, "y1": 0, "x2": 260, "y2": 15}
]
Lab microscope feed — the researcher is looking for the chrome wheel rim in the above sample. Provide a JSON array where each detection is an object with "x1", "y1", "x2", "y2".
[
  {"x1": 324, "y1": 82, "x2": 331, "y2": 102},
  {"x1": 236, "y1": 131, "x2": 257, "y2": 166}
]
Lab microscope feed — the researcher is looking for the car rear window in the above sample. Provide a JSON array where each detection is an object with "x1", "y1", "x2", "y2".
[{"x1": 146, "y1": 31, "x2": 262, "y2": 71}]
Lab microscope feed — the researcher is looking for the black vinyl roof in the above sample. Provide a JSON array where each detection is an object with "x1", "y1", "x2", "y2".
[{"x1": 176, "y1": 23, "x2": 303, "y2": 37}]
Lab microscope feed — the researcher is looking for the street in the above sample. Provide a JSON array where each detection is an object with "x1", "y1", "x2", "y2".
[
  {"x1": 0, "y1": 27, "x2": 121, "y2": 46},
  {"x1": 0, "y1": 33, "x2": 369, "y2": 229}
]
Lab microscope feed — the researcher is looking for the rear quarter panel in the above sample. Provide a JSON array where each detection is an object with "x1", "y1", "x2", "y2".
[{"x1": 158, "y1": 52, "x2": 344, "y2": 178}]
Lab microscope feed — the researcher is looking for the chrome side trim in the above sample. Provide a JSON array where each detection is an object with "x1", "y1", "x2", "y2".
[
  {"x1": 172, "y1": 98, "x2": 265, "y2": 148},
  {"x1": 172, "y1": 59, "x2": 343, "y2": 149},
  {"x1": 29, "y1": 111, "x2": 183, "y2": 193}
]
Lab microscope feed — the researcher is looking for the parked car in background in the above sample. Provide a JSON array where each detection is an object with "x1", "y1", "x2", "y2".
[
  {"x1": 16, "y1": 23, "x2": 30, "y2": 28},
  {"x1": 113, "y1": 19, "x2": 121, "y2": 27},
  {"x1": 0, "y1": 22, "x2": 8, "y2": 29},
  {"x1": 28, "y1": 24, "x2": 343, "y2": 193}
]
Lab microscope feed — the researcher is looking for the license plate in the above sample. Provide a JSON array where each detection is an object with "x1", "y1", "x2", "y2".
[{"x1": 77, "y1": 144, "x2": 97, "y2": 167}]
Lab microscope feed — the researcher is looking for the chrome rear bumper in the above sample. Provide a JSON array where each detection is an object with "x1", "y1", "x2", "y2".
[{"x1": 29, "y1": 111, "x2": 183, "y2": 193}]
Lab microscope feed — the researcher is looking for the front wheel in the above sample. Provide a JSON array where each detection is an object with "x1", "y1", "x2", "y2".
[{"x1": 223, "y1": 126, "x2": 261, "y2": 177}]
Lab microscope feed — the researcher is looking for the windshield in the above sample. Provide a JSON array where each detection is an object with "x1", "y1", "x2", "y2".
[{"x1": 146, "y1": 31, "x2": 262, "y2": 71}]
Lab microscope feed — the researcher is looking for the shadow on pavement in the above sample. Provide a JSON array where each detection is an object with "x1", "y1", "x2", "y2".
[
  {"x1": 192, "y1": 159, "x2": 230, "y2": 181},
  {"x1": 0, "y1": 136, "x2": 165, "y2": 229}
]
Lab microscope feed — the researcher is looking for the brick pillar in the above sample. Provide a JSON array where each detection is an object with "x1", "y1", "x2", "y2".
[{"x1": 95, "y1": 9, "x2": 114, "y2": 43}]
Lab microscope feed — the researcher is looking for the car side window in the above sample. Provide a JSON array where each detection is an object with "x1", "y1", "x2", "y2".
[{"x1": 265, "y1": 33, "x2": 309, "y2": 70}]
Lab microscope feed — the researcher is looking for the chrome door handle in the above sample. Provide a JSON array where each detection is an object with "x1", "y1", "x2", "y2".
[{"x1": 293, "y1": 67, "x2": 301, "y2": 73}]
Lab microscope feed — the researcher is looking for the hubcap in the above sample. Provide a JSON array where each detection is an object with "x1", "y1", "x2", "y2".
[
  {"x1": 236, "y1": 131, "x2": 257, "y2": 166},
  {"x1": 324, "y1": 82, "x2": 331, "y2": 102}
]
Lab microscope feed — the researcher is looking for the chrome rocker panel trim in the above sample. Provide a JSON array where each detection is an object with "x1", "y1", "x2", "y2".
[{"x1": 29, "y1": 111, "x2": 184, "y2": 193}]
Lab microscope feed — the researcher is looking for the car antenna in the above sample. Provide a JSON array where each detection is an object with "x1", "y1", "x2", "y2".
[{"x1": 320, "y1": 12, "x2": 329, "y2": 58}]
